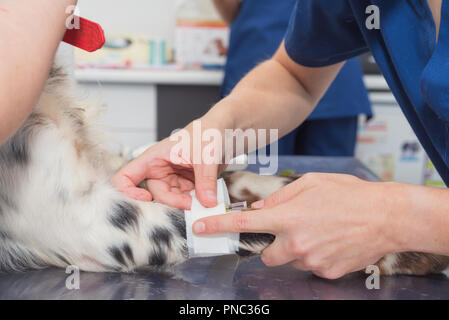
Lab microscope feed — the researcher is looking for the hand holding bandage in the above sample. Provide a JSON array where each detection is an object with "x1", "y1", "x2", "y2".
[
  {"x1": 186, "y1": 179, "x2": 246, "y2": 257},
  {"x1": 193, "y1": 173, "x2": 398, "y2": 280}
]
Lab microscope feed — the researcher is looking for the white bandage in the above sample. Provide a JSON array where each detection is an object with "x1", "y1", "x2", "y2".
[{"x1": 185, "y1": 178, "x2": 245, "y2": 258}]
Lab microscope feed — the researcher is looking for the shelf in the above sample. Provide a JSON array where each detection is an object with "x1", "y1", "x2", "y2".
[
  {"x1": 75, "y1": 69, "x2": 389, "y2": 91},
  {"x1": 75, "y1": 68, "x2": 224, "y2": 86}
]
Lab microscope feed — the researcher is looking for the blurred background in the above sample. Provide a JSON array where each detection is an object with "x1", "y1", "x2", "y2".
[{"x1": 58, "y1": 0, "x2": 443, "y2": 187}]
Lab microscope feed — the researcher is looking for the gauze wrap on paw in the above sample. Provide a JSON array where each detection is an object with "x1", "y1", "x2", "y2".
[{"x1": 185, "y1": 178, "x2": 244, "y2": 258}]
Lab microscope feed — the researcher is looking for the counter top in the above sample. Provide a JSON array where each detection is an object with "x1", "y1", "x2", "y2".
[{"x1": 3, "y1": 256, "x2": 447, "y2": 300}]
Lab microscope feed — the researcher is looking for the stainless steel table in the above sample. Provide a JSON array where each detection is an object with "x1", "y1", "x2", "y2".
[{"x1": 1, "y1": 156, "x2": 448, "y2": 300}]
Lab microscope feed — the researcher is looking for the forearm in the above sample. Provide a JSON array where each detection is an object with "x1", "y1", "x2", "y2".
[
  {"x1": 206, "y1": 60, "x2": 314, "y2": 140},
  {"x1": 212, "y1": 0, "x2": 241, "y2": 24},
  {"x1": 0, "y1": 0, "x2": 77, "y2": 145},
  {"x1": 387, "y1": 182, "x2": 449, "y2": 255},
  {"x1": 201, "y1": 45, "x2": 343, "y2": 152}
]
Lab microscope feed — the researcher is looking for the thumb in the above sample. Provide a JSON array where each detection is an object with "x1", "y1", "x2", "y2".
[
  {"x1": 111, "y1": 166, "x2": 153, "y2": 202},
  {"x1": 194, "y1": 163, "x2": 219, "y2": 208},
  {"x1": 252, "y1": 178, "x2": 304, "y2": 209}
]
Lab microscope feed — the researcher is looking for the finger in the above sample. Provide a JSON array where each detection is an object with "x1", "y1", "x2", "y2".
[
  {"x1": 111, "y1": 157, "x2": 149, "y2": 191},
  {"x1": 178, "y1": 177, "x2": 195, "y2": 192},
  {"x1": 120, "y1": 186, "x2": 153, "y2": 202},
  {"x1": 193, "y1": 208, "x2": 277, "y2": 235},
  {"x1": 193, "y1": 163, "x2": 219, "y2": 208},
  {"x1": 260, "y1": 238, "x2": 297, "y2": 267},
  {"x1": 147, "y1": 180, "x2": 192, "y2": 210},
  {"x1": 251, "y1": 177, "x2": 305, "y2": 209}
]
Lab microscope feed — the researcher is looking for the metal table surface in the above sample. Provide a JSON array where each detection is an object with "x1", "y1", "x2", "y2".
[{"x1": 1, "y1": 156, "x2": 449, "y2": 300}]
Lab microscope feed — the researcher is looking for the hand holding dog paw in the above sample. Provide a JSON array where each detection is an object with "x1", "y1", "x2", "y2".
[{"x1": 112, "y1": 119, "x2": 227, "y2": 210}]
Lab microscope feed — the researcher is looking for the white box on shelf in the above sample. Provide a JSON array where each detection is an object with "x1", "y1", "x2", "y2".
[{"x1": 175, "y1": 22, "x2": 229, "y2": 67}]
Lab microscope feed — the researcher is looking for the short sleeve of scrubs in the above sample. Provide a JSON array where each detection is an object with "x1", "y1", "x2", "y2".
[{"x1": 285, "y1": 0, "x2": 369, "y2": 67}]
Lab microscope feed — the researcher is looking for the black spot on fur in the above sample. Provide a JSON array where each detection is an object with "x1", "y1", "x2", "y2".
[
  {"x1": 7, "y1": 133, "x2": 29, "y2": 165},
  {"x1": 64, "y1": 109, "x2": 85, "y2": 128},
  {"x1": 0, "y1": 230, "x2": 9, "y2": 240},
  {"x1": 167, "y1": 210, "x2": 186, "y2": 239},
  {"x1": 148, "y1": 249, "x2": 166, "y2": 267},
  {"x1": 151, "y1": 227, "x2": 172, "y2": 248},
  {"x1": 238, "y1": 233, "x2": 275, "y2": 257},
  {"x1": 109, "y1": 202, "x2": 139, "y2": 232},
  {"x1": 109, "y1": 247, "x2": 126, "y2": 267},
  {"x1": 49, "y1": 65, "x2": 66, "y2": 78},
  {"x1": 147, "y1": 227, "x2": 172, "y2": 267},
  {"x1": 47, "y1": 65, "x2": 67, "y2": 86},
  {"x1": 122, "y1": 244, "x2": 135, "y2": 265},
  {"x1": 0, "y1": 251, "x2": 43, "y2": 272},
  {"x1": 0, "y1": 233, "x2": 45, "y2": 272},
  {"x1": 239, "y1": 233, "x2": 275, "y2": 246},
  {"x1": 166, "y1": 210, "x2": 189, "y2": 259}
]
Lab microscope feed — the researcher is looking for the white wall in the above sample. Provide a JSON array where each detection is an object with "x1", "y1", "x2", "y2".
[{"x1": 77, "y1": 0, "x2": 177, "y2": 44}]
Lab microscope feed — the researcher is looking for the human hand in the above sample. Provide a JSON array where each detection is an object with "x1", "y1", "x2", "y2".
[
  {"x1": 111, "y1": 120, "x2": 227, "y2": 209},
  {"x1": 193, "y1": 173, "x2": 404, "y2": 279}
]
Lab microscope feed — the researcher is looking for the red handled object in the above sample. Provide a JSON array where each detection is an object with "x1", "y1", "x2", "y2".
[{"x1": 62, "y1": 16, "x2": 105, "y2": 52}]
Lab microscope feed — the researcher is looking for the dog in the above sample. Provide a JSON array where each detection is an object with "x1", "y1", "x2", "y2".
[{"x1": 0, "y1": 65, "x2": 448, "y2": 276}]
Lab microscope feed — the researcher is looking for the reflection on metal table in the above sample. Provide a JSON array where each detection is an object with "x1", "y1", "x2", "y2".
[{"x1": 1, "y1": 156, "x2": 448, "y2": 300}]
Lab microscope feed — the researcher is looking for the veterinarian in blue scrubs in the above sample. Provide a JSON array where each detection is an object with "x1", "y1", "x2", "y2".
[
  {"x1": 114, "y1": 0, "x2": 449, "y2": 279},
  {"x1": 218, "y1": 0, "x2": 371, "y2": 156}
]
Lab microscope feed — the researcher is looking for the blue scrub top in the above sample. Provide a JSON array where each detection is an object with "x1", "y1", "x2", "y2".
[
  {"x1": 221, "y1": 0, "x2": 372, "y2": 120},
  {"x1": 284, "y1": 0, "x2": 449, "y2": 184}
]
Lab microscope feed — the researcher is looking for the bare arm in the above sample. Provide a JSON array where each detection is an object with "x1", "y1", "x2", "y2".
[
  {"x1": 212, "y1": 0, "x2": 241, "y2": 24},
  {"x1": 201, "y1": 42, "x2": 344, "y2": 150},
  {"x1": 0, "y1": 0, "x2": 77, "y2": 146}
]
